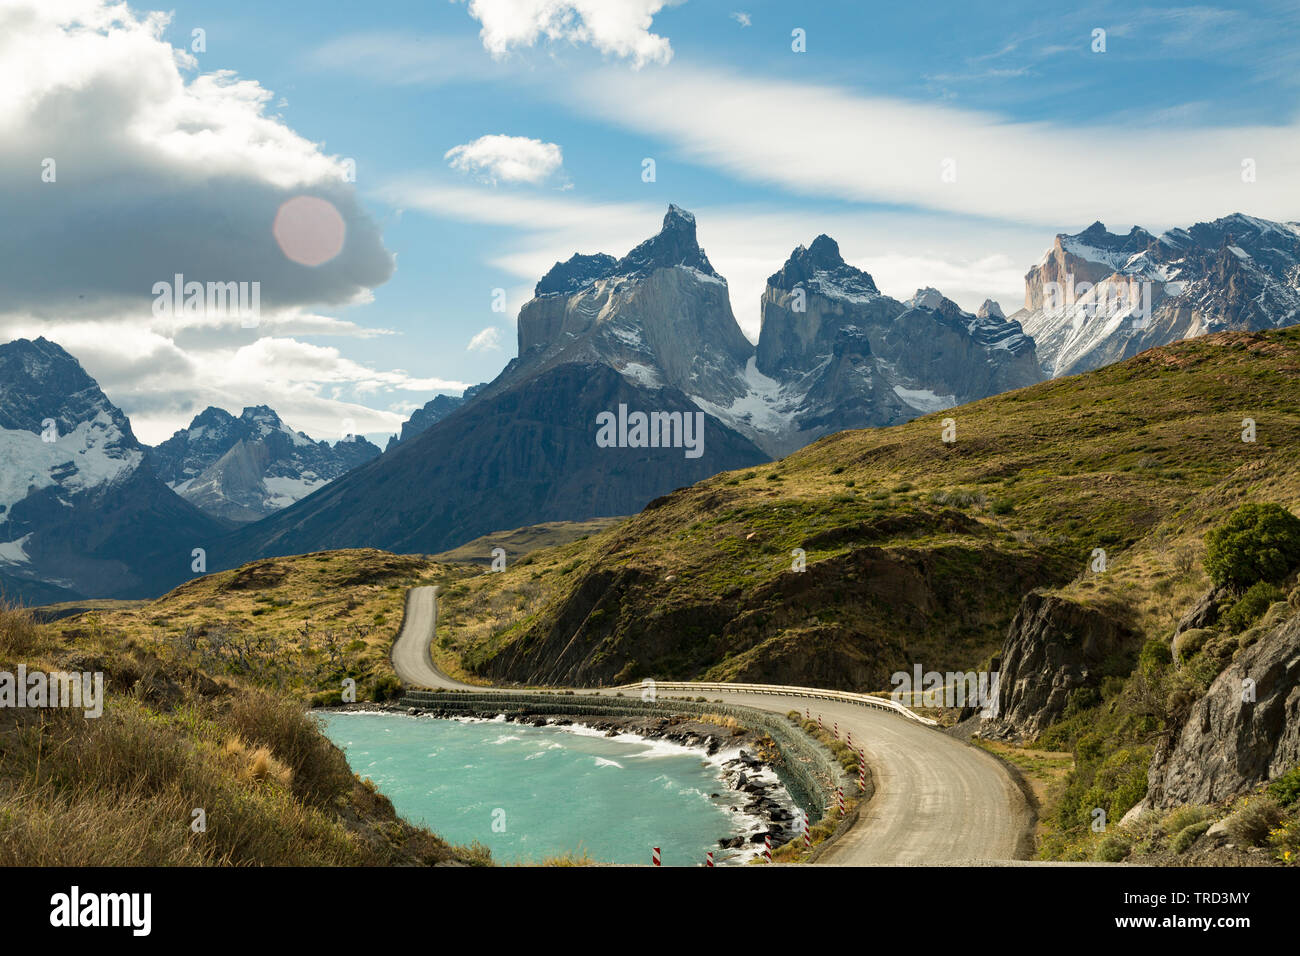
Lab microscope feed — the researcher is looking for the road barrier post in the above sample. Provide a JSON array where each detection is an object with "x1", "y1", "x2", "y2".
[
  {"x1": 764, "y1": 834, "x2": 772, "y2": 863},
  {"x1": 652, "y1": 846, "x2": 661, "y2": 867},
  {"x1": 706, "y1": 851, "x2": 714, "y2": 868}
]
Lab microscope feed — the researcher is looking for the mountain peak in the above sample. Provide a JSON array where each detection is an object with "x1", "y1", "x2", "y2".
[
  {"x1": 665, "y1": 203, "x2": 695, "y2": 225},
  {"x1": 907, "y1": 287, "x2": 946, "y2": 311},
  {"x1": 614, "y1": 204, "x2": 717, "y2": 278},
  {"x1": 978, "y1": 299, "x2": 1006, "y2": 320},
  {"x1": 240, "y1": 404, "x2": 279, "y2": 419},
  {"x1": 767, "y1": 235, "x2": 877, "y2": 297}
]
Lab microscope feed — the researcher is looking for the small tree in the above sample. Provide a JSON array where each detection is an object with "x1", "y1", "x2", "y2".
[{"x1": 1204, "y1": 503, "x2": 1300, "y2": 591}]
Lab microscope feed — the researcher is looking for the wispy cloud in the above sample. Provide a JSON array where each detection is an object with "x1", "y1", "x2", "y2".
[
  {"x1": 566, "y1": 63, "x2": 1300, "y2": 229},
  {"x1": 467, "y1": 327, "x2": 504, "y2": 351}
]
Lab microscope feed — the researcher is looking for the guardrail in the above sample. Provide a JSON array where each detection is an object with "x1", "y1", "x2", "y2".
[{"x1": 608, "y1": 680, "x2": 939, "y2": 727}]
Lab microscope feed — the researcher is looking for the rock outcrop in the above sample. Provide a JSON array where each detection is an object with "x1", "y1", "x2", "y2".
[
  {"x1": 985, "y1": 591, "x2": 1141, "y2": 740},
  {"x1": 1144, "y1": 612, "x2": 1300, "y2": 808}
]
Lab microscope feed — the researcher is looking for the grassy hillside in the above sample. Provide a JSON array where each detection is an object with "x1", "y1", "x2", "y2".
[
  {"x1": 431, "y1": 517, "x2": 626, "y2": 566},
  {"x1": 432, "y1": 329, "x2": 1300, "y2": 689},
  {"x1": 0, "y1": 601, "x2": 490, "y2": 865},
  {"x1": 52, "y1": 549, "x2": 478, "y2": 703}
]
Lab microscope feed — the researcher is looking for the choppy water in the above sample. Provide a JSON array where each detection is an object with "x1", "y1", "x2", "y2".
[{"x1": 318, "y1": 710, "x2": 774, "y2": 866}]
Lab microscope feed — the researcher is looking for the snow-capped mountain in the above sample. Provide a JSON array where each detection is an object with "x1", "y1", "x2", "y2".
[
  {"x1": 489, "y1": 204, "x2": 756, "y2": 412},
  {"x1": 148, "y1": 406, "x2": 381, "y2": 522},
  {"x1": 1016, "y1": 213, "x2": 1300, "y2": 377},
  {"x1": 212, "y1": 205, "x2": 1044, "y2": 567},
  {"x1": 718, "y1": 236, "x2": 1042, "y2": 454},
  {"x1": 495, "y1": 214, "x2": 1041, "y2": 457},
  {"x1": 0, "y1": 338, "x2": 225, "y2": 600}
]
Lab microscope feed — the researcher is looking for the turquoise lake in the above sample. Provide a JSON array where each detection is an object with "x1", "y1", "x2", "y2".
[{"x1": 318, "y1": 711, "x2": 766, "y2": 866}]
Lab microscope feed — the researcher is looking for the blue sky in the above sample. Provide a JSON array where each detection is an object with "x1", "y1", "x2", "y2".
[{"x1": 1, "y1": 0, "x2": 1297, "y2": 444}]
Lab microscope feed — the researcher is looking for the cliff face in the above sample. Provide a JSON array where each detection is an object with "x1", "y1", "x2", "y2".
[
  {"x1": 751, "y1": 239, "x2": 1041, "y2": 453},
  {"x1": 1145, "y1": 612, "x2": 1300, "y2": 808},
  {"x1": 510, "y1": 205, "x2": 753, "y2": 412},
  {"x1": 985, "y1": 591, "x2": 1141, "y2": 741}
]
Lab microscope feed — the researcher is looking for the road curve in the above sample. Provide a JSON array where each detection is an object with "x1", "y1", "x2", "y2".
[{"x1": 390, "y1": 585, "x2": 1033, "y2": 864}]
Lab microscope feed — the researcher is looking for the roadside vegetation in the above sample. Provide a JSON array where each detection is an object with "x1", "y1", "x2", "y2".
[
  {"x1": 1028, "y1": 500, "x2": 1300, "y2": 863},
  {"x1": 48, "y1": 549, "x2": 479, "y2": 704},
  {"x1": 0, "y1": 598, "x2": 491, "y2": 865}
]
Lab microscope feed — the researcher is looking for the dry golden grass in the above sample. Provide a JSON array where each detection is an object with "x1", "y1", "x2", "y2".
[
  {"x1": 0, "y1": 597, "x2": 490, "y2": 867},
  {"x1": 49, "y1": 549, "x2": 479, "y2": 699}
]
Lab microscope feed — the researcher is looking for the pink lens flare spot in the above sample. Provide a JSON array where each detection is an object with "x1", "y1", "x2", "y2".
[{"x1": 273, "y1": 196, "x2": 346, "y2": 267}]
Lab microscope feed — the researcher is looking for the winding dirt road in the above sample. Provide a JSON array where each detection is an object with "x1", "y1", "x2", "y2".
[{"x1": 390, "y1": 585, "x2": 1033, "y2": 864}]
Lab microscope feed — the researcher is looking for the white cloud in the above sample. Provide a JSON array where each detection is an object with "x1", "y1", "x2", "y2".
[
  {"x1": 467, "y1": 327, "x2": 505, "y2": 351},
  {"x1": 731, "y1": 12, "x2": 751, "y2": 28},
  {"x1": 569, "y1": 64, "x2": 1300, "y2": 229},
  {"x1": 0, "y1": 314, "x2": 469, "y2": 444},
  {"x1": 445, "y1": 134, "x2": 564, "y2": 185},
  {"x1": 457, "y1": 0, "x2": 675, "y2": 68},
  {"x1": 0, "y1": 0, "x2": 394, "y2": 318},
  {"x1": 0, "y1": 0, "x2": 466, "y2": 444}
]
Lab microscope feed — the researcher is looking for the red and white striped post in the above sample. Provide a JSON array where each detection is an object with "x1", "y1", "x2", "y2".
[
  {"x1": 804, "y1": 708, "x2": 810, "y2": 720},
  {"x1": 858, "y1": 749, "x2": 867, "y2": 792},
  {"x1": 706, "y1": 851, "x2": 714, "y2": 868},
  {"x1": 763, "y1": 833, "x2": 772, "y2": 863},
  {"x1": 847, "y1": 730, "x2": 852, "y2": 746},
  {"x1": 817, "y1": 714, "x2": 823, "y2": 730},
  {"x1": 833, "y1": 721, "x2": 839, "y2": 739},
  {"x1": 652, "y1": 846, "x2": 661, "y2": 867},
  {"x1": 836, "y1": 786, "x2": 845, "y2": 817},
  {"x1": 803, "y1": 817, "x2": 811, "y2": 849}
]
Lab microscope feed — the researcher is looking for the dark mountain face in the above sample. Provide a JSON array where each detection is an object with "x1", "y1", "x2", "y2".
[
  {"x1": 147, "y1": 405, "x2": 380, "y2": 522},
  {"x1": 384, "y1": 390, "x2": 481, "y2": 452},
  {"x1": 0, "y1": 337, "x2": 226, "y2": 600},
  {"x1": 214, "y1": 363, "x2": 767, "y2": 564}
]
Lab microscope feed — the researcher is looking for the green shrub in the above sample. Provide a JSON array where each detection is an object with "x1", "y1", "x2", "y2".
[
  {"x1": 1138, "y1": 638, "x2": 1172, "y2": 676},
  {"x1": 1095, "y1": 832, "x2": 1133, "y2": 862},
  {"x1": 1172, "y1": 627, "x2": 1213, "y2": 663},
  {"x1": 1162, "y1": 804, "x2": 1214, "y2": 835},
  {"x1": 1222, "y1": 582, "x2": 1285, "y2": 633},
  {"x1": 369, "y1": 674, "x2": 403, "y2": 702},
  {"x1": 1224, "y1": 796, "x2": 1284, "y2": 846},
  {"x1": 1266, "y1": 765, "x2": 1300, "y2": 807},
  {"x1": 1204, "y1": 503, "x2": 1300, "y2": 591},
  {"x1": 1171, "y1": 820, "x2": 1211, "y2": 853}
]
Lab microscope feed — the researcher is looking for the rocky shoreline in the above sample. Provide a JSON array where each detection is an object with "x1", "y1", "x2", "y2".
[{"x1": 324, "y1": 702, "x2": 802, "y2": 859}]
